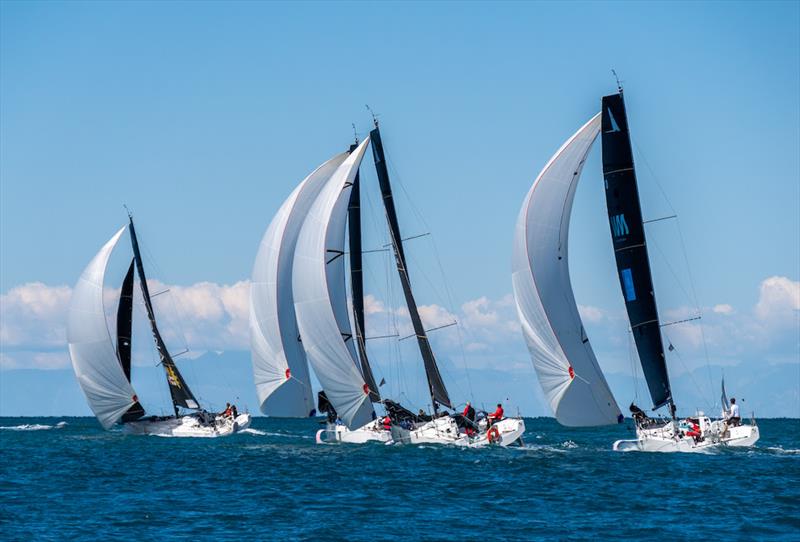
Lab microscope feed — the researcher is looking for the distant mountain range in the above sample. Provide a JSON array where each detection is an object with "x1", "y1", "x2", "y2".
[{"x1": 1, "y1": 350, "x2": 797, "y2": 418}]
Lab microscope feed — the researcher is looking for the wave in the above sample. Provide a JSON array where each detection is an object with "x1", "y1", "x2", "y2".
[
  {"x1": 239, "y1": 428, "x2": 267, "y2": 436},
  {"x1": 764, "y1": 446, "x2": 800, "y2": 455},
  {"x1": 0, "y1": 421, "x2": 67, "y2": 431}
]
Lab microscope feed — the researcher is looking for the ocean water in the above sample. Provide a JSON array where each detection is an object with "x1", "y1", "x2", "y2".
[{"x1": 1, "y1": 417, "x2": 798, "y2": 541}]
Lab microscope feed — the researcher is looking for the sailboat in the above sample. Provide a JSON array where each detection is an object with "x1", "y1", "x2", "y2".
[
  {"x1": 67, "y1": 214, "x2": 251, "y2": 437},
  {"x1": 512, "y1": 86, "x2": 759, "y2": 452},
  {"x1": 253, "y1": 121, "x2": 525, "y2": 447}
]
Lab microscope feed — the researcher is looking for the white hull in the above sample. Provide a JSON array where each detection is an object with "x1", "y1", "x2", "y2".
[
  {"x1": 392, "y1": 417, "x2": 526, "y2": 448},
  {"x1": 315, "y1": 420, "x2": 392, "y2": 444},
  {"x1": 124, "y1": 413, "x2": 252, "y2": 438},
  {"x1": 613, "y1": 417, "x2": 759, "y2": 453}
]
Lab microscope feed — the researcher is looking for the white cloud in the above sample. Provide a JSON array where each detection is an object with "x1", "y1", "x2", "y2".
[
  {"x1": 418, "y1": 304, "x2": 457, "y2": 329},
  {"x1": 712, "y1": 304, "x2": 734, "y2": 315},
  {"x1": 0, "y1": 282, "x2": 71, "y2": 348},
  {"x1": 144, "y1": 279, "x2": 249, "y2": 351},
  {"x1": 0, "y1": 351, "x2": 70, "y2": 370},
  {"x1": 578, "y1": 304, "x2": 604, "y2": 323},
  {"x1": 3, "y1": 275, "x2": 797, "y2": 376},
  {"x1": 461, "y1": 297, "x2": 499, "y2": 327},
  {"x1": 1, "y1": 280, "x2": 250, "y2": 369},
  {"x1": 755, "y1": 276, "x2": 800, "y2": 324},
  {"x1": 364, "y1": 294, "x2": 385, "y2": 315}
]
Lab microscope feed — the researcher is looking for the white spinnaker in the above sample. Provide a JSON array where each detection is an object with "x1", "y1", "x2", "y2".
[
  {"x1": 68, "y1": 227, "x2": 139, "y2": 429},
  {"x1": 250, "y1": 153, "x2": 348, "y2": 417},
  {"x1": 512, "y1": 114, "x2": 622, "y2": 426},
  {"x1": 293, "y1": 138, "x2": 374, "y2": 429}
]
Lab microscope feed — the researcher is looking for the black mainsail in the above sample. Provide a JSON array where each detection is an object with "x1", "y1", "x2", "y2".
[
  {"x1": 369, "y1": 125, "x2": 453, "y2": 410},
  {"x1": 128, "y1": 217, "x2": 200, "y2": 416},
  {"x1": 116, "y1": 259, "x2": 145, "y2": 422},
  {"x1": 601, "y1": 91, "x2": 673, "y2": 411},
  {"x1": 348, "y1": 142, "x2": 381, "y2": 402},
  {"x1": 116, "y1": 260, "x2": 135, "y2": 382}
]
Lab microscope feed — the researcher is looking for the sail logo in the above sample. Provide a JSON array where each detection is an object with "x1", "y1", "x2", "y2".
[
  {"x1": 166, "y1": 365, "x2": 181, "y2": 388},
  {"x1": 606, "y1": 107, "x2": 621, "y2": 133},
  {"x1": 610, "y1": 213, "x2": 629, "y2": 238},
  {"x1": 621, "y1": 268, "x2": 636, "y2": 302}
]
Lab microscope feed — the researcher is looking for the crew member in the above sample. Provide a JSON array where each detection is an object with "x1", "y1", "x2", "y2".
[
  {"x1": 488, "y1": 403, "x2": 504, "y2": 426},
  {"x1": 462, "y1": 401, "x2": 476, "y2": 423},
  {"x1": 231, "y1": 404, "x2": 239, "y2": 419},
  {"x1": 222, "y1": 403, "x2": 232, "y2": 418},
  {"x1": 382, "y1": 415, "x2": 392, "y2": 431},
  {"x1": 462, "y1": 402, "x2": 476, "y2": 436},
  {"x1": 727, "y1": 398, "x2": 741, "y2": 427},
  {"x1": 686, "y1": 419, "x2": 702, "y2": 443}
]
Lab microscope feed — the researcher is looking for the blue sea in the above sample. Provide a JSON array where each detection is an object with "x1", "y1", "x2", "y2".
[{"x1": 1, "y1": 417, "x2": 798, "y2": 541}]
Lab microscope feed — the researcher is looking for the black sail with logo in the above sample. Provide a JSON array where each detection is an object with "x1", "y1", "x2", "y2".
[
  {"x1": 601, "y1": 92, "x2": 673, "y2": 410},
  {"x1": 128, "y1": 218, "x2": 200, "y2": 415}
]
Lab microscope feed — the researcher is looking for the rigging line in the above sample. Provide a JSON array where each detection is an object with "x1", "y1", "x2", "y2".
[
  {"x1": 628, "y1": 330, "x2": 640, "y2": 404},
  {"x1": 382, "y1": 147, "x2": 431, "y2": 231},
  {"x1": 675, "y1": 218, "x2": 716, "y2": 406},
  {"x1": 663, "y1": 331, "x2": 715, "y2": 414},
  {"x1": 660, "y1": 316, "x2": 702, "y2": 328},
  {"x1": 398, "y1": 322, "x2": 458, "y2": 341},
  {"x1": 381, "y1": 232, "x2": 430, "y2": 247},
  {"x1": 424, "y1": 229, "x2": 475, "y2": 402},
  {"x1": 643, "y1": 215, "x2": 678, "y2": 224},
  {"x1": 380, "y1": 148, "x2": 466, "y2": 402},
  {"x1": 137, "y1": 233, "x2": 192, "y2": 361},
  {"x1": 648, "y1": 233, "x2": 694, "y2": 304},
  {"x1": 632, "y1": 138, "x2": 715, "y2": 401}
]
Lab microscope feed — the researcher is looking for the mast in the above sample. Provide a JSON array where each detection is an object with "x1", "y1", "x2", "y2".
[
  {"x1": 601, "y1": 89, "x2": 674, "y2": 414},
  {"x1": 348, "y1": 141, "x2": 381, "y2": 402},
  {"x1": 127, "y1": 215, "x2": 200, "y2": 416},
  {"x1": 369, "y1": 124, "x2": 452, "y2": 412}
]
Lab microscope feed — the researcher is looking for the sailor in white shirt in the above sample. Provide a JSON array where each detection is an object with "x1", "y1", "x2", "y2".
[
  {"x1": 722, "y1": 397, "x2": 742, "y2": 437},
  {"x1": 727, "y1": 398, "x2": 741, "y2": 425}
]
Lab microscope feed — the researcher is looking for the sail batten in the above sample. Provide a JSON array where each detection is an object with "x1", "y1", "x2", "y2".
[
  {"x1": 250, "y1": 153, "x2": 348, "y2": 417},
  {"x1": 68, "y1": 227, "x2": 143, "y2": 429},
  {"x1": 293, "y1": 139, "x2": 375, "y2": 429},
  {"x1": 512, "y1": 114, "x2": 622, "y2": 426},
  {"x1": 370, "y1": 126, "x2": 452, "y2": 410},
  {"x1": 601, "y1": 92, "x2": 672, "y2": 410}
]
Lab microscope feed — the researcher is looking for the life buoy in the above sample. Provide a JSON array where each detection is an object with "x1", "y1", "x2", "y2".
[{"x1": 487, "y1": 426, "x2": 501, "y2": 444}]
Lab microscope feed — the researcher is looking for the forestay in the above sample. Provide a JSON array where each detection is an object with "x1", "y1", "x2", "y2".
[
  {"x1": 293, "y1": 138, "x2": 375, "y2": 429},
  {"x1": 250, "y1": 153, "x2": 348, "y2": 417},
  {"x1": 512, "y1": 114, "x2": 622, "y2": 426},
  {"x1": 68, "y1": 227, "x2": 140, "y2": 429}
]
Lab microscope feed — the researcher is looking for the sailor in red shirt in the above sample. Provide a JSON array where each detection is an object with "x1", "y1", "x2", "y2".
[
  {"x1": 488, "y1": 403, "x2": 504, "y2": 426},
  {"x1": 686, "y1": 419, "x2": 702, "y2": 443},
  {"x1": 462, "y1": 401, "x2": 476, "y2": 435}
]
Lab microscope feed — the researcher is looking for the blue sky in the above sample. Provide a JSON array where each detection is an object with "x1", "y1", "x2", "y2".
[{"x1": 1, "y1": 2, "x2": 798, "y2": 417}]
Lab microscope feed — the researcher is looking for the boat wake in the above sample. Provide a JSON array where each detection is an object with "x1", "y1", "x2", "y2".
[
  {"x1": 517, "y1": 441, "x2": 579, "y2": 454},
  {"x1": 239, "y1": 428, "x2": 267, "y2": 436},
  {"x1": 0, "y1": 421, "x2": 67, "y2": 431},
  {"x1": 763, "y1": 446, "x2": 800, "y2": 455}
]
